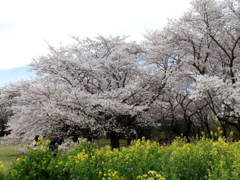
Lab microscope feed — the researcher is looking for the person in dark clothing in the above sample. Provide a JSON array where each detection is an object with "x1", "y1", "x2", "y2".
[
  {"x1": 32, "y1": 135, "x2": 40, "y2": 147},
  {"x1": 72, "y1": 135, "x2": 79, "y2": 143},
  {"x1": 48, "y1": 136, "x2": 64, "y2": 151},
  {"x1": 34, "y1": 135, "x2": 40, "y2": 142}
]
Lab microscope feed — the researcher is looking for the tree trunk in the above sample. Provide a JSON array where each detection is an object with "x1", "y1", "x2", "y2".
[
  {"x1": 220, "y1": 121, "x2": 227, "y2": 138},
  {"x1": 127, "y1": 138, "x2": 132, "y2": 146},
  {"x1": 87, "y1": 135, "x2": 93, "y2": 142},
  {"x1": 109, "y1": 132, "x2": 120, "y2": 149},
  {"x1": 204, "y1": 120, "x2": 212, "y2": 138}
]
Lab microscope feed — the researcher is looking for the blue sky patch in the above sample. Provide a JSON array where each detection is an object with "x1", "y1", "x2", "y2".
[{"x1": 0, "y1": 66, "x2": 35, "y2": 87}]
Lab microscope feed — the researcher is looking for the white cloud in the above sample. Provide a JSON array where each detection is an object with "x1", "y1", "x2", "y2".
[{"x1": 0, "y1": 0, "x2": 191, "y2": 69}]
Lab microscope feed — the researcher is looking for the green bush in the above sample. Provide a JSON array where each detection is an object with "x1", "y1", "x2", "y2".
[
  {"x1": 6, "y1": 149, "x2": 68, "y2": 180},
  {"x1": 4, "y1": 137, "x2": 240, "y2": 180}
]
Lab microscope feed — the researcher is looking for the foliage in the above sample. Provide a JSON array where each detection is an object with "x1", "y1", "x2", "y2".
[
  {"x1": 136, "y1": 170, "x2": 165, "y2": 180},
  {"x1": 3, "y1": 137, "x2": 240, "y2": 180}
]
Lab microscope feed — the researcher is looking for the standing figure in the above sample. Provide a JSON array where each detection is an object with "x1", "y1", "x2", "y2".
[{"x1": 48, "y1": 136, "x2": 64, "y2": 151}]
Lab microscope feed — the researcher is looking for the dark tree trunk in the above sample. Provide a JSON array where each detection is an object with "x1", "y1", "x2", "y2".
[
  {"x1": 220, "y1": 120, "x2": 227, "y2": 138},
  {"x1": 109, "y1": 132, "x2": 120, "y2": 149},
  {"x1": 184, "y1": 117, "x2": 193, "y2": 142},
  {"x1": 127, "y1": 138, "x2": 132, "y2": 146},
  {"x1": 87, "y1": 135, "x2": 93, "y2": 142},
  {"x1": 205, "y1": 120, "x2": 212, "y2": 138}
]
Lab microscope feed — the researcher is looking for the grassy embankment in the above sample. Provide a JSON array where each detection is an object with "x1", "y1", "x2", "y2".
[
  {"x1": 0, "y1": 138, "x2": 126, "y2": 171},
  {"x1": 0, "y1": 144, "x2": 22, "y2": 170}
]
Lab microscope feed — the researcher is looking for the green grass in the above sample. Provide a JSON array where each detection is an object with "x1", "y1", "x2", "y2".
[
  {"x1": 0, "y1": 144, "x2": 22, "y2": 170},
  {"x1": 0, "y1": 138, "x2": 126, "y2": 171}
]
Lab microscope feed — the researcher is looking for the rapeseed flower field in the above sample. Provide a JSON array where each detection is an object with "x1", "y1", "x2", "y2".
[{"x1": 2, "y1": 136, "x2": 240, "y2": 179}]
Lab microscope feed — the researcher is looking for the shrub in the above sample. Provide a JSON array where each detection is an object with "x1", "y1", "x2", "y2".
[
  {"x1": 5, "y1": 136, "x2": 240, "y2": 180},
  {"x1": 7, "y1": 149, "x2": 68, "y2": 180}
]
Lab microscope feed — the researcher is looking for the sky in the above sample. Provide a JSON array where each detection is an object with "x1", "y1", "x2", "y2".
[
  {"x1": 0, "y1": 0, "x2": 192, "y2": 70},
  {"x1": 0, "y1": 66, "x2": 34, "y2": 87},
  {"x1": 0, "y1": 0, "x2": 192, "y2": 86}
]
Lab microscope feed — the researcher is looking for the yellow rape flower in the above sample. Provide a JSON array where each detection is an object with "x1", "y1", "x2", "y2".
[
  {"x1": 0, "y1": 161, "x2": 4, "y2": 169},
  {"x1": 74, "y1": 152, "x2": 88, "y2": 162},
  {"x1": 57, "y1": 161, "x2": 65, "y2": 166},
  {"x1": 16, "y1": 157, "x2": 25, "y2": 162},
  {"x1": 137, "y1": 170, "x2": 165, "y2": 180},
  {"x1": 101, "y1": 169, "x2": 123, "y2": 180}
]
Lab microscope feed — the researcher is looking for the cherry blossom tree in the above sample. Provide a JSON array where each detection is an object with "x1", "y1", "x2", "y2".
[
  {"x1": 2, "y1": 36, "x2": 166, "y2": 148},
  {"x1": 3, "y1": 0, "x2": 240, "y2": 144},
  {"x1": 144, "y1": 0, "x2": 240, "y2": 137}
]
